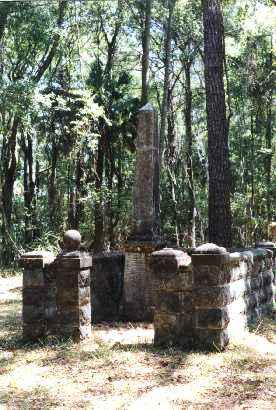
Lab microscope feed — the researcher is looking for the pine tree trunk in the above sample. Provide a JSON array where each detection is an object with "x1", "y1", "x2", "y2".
[
  {"x1": 159, "y1": 0, "x2": 175, "y2": 157},
  {"x1": 141, "y1": 0, "x2": 152, "y2": 105},
  {"x1": 93, "y1": 135, "x2": 104, "y2": 252},
  {"x1": 202, "y1": 0, "x2": 232, "y2": 248},
  {"x1": 184, "y1": 61, "x2": 196, "y2": 248}
]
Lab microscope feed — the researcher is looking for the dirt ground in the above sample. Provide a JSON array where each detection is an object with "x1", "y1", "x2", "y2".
[{"x1": 0, "y1": 273, "x2": 275, "y2": 409}]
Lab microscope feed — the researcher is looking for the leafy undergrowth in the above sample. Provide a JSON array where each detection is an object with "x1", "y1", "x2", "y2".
[{"x1": 0, "y1": 274, "x2": 275, "y2": 409}]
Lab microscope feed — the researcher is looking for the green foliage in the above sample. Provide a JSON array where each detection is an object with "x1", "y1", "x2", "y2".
[{"x1": 0, "y1": 0, "x2": 274, "y2": 263}]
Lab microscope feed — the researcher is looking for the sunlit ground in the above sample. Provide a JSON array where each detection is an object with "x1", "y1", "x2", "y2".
[{"x1": 0, "y1": 273, "x2": 275, "y2": 409}]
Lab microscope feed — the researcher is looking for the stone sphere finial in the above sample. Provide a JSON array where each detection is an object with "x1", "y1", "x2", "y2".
[{"x1": 62, "y1": 230, "x2": 81, "y2": 252}]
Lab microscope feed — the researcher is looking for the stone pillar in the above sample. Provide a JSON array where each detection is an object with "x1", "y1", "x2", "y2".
[
  {"x1": 54, "y1": 230, "x2": 92, "y2": 341},
  {"x1": 54, "y1": 254, "x2": 92, "y2": 341},
  {"x1": 150, "y1": 248, "x2": 193, "y2": 347},
  {"x1": 192, "y1": 243, "x2": 235, "y2": 350},
  {"x1": 123, "y1": 103, "x2": 162, "y2": 321},
  {"x1": 130, "y1": 102, "x2": 160, "y2": 241},
  {"x1": 20, "y1": 251, "x2": 54, "y2": 340}
]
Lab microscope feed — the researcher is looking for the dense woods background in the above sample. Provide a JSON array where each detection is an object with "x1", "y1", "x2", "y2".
[{"x1": 0, "y1": 0, "x2": 275, "y2": 264}]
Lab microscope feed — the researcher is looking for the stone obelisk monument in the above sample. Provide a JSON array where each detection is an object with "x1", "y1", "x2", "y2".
[{"x1": 122, "y1": 103, "x2": 161, "y2": 321}]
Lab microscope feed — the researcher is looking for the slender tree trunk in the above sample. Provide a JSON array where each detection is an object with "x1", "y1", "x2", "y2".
[
  {"x1": 22, "y1": 133, "x2": 35, "y2": 244},
  {"x1": 184, "y1": 61, "x2": 196, "y2": 247},
  {"x1": 48, "y1": 143, "x2": 59, "y2": 231},
  {"x1": 202, "y1": 0, "x2": 232, "y2": 248},
  {"x1": 141, "y1": 0, "x2": 152, "y2": 105},
  {"x1": 1, "y1": 116, "x2": 19, "y2": 263},
  {"x1": 265, "y1": 41, "x2": 273, "y2": 229},
  {"x1": 159, "y1": 0, "x2": 175, "y2": 158},
  {"x1": 75, "y1": 152, "x2": 85, "y2": 229},
  {"x1": 93, "y1": 135, "x2": 104, "y2": 252}
]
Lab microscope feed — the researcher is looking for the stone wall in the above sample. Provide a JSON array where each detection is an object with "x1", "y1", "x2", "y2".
[
  {"x1": 91, "y1": 251, "x2": 124, "y2": 323},
  {"x1": 151, "y1": 243, "x2": 275, "y2": 350}
]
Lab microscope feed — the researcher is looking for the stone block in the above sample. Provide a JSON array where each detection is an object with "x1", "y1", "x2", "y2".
[
  {"x1": 193, "y1": 265, "x2": 232, "y2": 287},
  {"x1": 55, "y1": 254, "x2": 92, "y2": 270},
  {"x1": 23, "y1": 305, "x2": 44, "y2": 322},
  {"x1": 150, "y1": 248, "x2": 191, "y2": 279},
  {"x1": 56, "y1": 271, "x2": 78, "y2": 288},
  {"x1": 155, "y1": 290, "x2": 194, "y2": 314},
  {"x1": 195, "y1": 328, "x2": 230, "y2": 350},
  {"x1": 194, "y1": 285, "x2": 231, "y2": 308},
  {"x1": 195, "y1": 308, "x2": 230, "y2": 329},
  {"x1": 23, "y1": 288, "x2": 44, "y2": 306},
  {"x1": 23, "y1": 269, "x2": 44, "y2": 287},
  {"x1": 57, "y1": 288, "x2": 79, "y2": 305},
  {"x1": 154, "y1": 311, "x2": 178, "y2": 346},
  {"x1": 154, "y1": 267, "x2": 193, "y2": 291},
  {"x1": 23, "y1": 322, "x2": 46, "y2": 340},
  {"x1": 58, "y1": 308, "x2": 79, "y2": 324},
  {"x1": 192, "y1": 254, "x2": 230, "y2": 266},
  {"x1": 20, "y1": 251, "x2": 54, "y2": 269}
]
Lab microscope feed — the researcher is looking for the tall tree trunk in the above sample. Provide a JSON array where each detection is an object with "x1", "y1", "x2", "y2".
[
  {"x1": 22, "y1": 133, "x2": 35, "y2": 244},
  {"x1": 141, "y1": 0, "x2": 152, "y2": 105},
  {"x1": 93, "y1": 135, "x2": 104, "y2": 252},
  {"x1": 202, "y1": 0, "x2": 232, "y2": 248},
  {"x1": 48, "y1": 143, "x2": 59, "y2": 232},
  {"x1": 75, "y1": 152, "x2": 85, "y2": 229},
  {"x1": 265, "y1": 40, "x2": 273, "y2": 229},
  {"x1": 1, "y1": 116, "x2": 19, "y2": 264},
  {"x1": 184, "y1": 61, "x2": 196, "y2": 248},
  {"x1": 159, "y1": 0, "x2": 175, "y2": 158}
]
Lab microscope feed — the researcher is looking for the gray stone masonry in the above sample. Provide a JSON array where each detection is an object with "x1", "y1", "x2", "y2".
[
  {"x1": 150, "y1": 242, "x2": 275, "y2": 351},
  {"x1": 20, "y1": 251, "x2": 55, "y2": 340}
]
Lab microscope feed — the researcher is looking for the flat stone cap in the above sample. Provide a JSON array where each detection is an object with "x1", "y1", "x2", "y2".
[
  {"x1": 193, "y1": 243, "x2": 227, "y2": 254},
  {"x1": 255, "y1": 241, "x2": 275, "y2": 248},
  {"x1": 151, "y1": 247, "x2": 191, "y2": 266},
  {"x1": 152, "y1": 247, "x2": 184, "y2": 257},
  {"x1": 21, "y1": 250, "x2": 54, "y2": 259},
  {"x1": 19, "y1": 250, "x2": 55, "y2": 267}
]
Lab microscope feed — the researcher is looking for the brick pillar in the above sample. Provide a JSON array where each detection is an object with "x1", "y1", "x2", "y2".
[
  {"x1": 192, "y1": 243, "x2": 232, "y2": 350},
  {"x1": 54, "y1": 252, "x2": 92, "y2": 341},
  {"x1": 20, "y1": 251, "x2": 54, "y2": 340},
  {"x1": 150, "y1": 248, "x2": 193, "y2": 348},
  {"x1": 123, "y1": 103, "x2": 162, "y2": 321}
]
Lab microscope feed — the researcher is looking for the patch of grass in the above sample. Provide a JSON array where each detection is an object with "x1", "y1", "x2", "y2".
[{"x1": 0, "y1": 273, "x2": 275, "y2": 409}]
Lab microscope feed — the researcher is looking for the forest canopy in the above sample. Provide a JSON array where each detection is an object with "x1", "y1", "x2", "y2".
[{"x1": 0, "y1": 0, "x2": 275, "y2": 264}]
